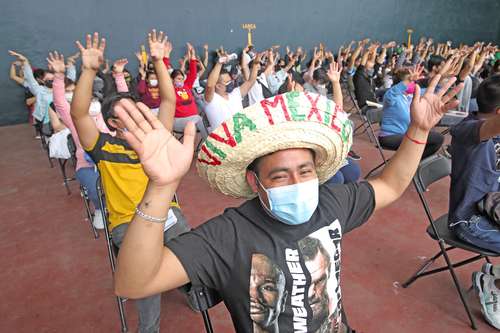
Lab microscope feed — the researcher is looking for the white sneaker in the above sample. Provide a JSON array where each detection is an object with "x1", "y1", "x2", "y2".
[
  {"x1": 92, "y1": 210, "x2": 105, "y2": 230},
  {"x1": 473, "y1": 271, "x2": 500, "y2": 329},
  {"x1": 482, "y1": 263, "x2": 500, "y2": 278}
]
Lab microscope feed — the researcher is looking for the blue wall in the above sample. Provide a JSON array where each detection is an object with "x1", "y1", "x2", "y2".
[{"x1": 2, "y1": 0, "x2": 499, "y2": 126}]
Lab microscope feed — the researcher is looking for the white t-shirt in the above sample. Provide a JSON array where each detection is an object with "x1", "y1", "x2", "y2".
[
  {"x1": 205, "y1": 88, "x2": 243, "y2": 132},
  {"x1": 247, "y1": 73, "x2": 268, "y2": 106}
]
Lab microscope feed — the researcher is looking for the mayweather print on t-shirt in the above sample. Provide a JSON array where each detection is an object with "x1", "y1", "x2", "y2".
[{"x1": 250, "y1": 221, "x2": 343, "y2": 333}]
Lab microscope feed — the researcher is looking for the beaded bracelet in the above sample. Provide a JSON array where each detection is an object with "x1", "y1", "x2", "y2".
[{"x1": 135, "y1": 207, "x2": 168, "y2": 223}]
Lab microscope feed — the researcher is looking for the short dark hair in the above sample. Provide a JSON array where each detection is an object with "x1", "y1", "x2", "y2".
[
  {"x1": 170, "y1": 69, "x2": 184, "y2": 80},
  {"x1": 393, "y1": 68, "x2": 411, "y2": 85},
  {"x1": 100, "y1": 92, "x2": 138, "y2": 131},
  {"x1": 427, "y1": 55, "x2": 445, "y2": 72},
  {"x1": 313, "y1": 67, "x2": 328, "y2": 84},
  {"x1": 298, "y1": 236, "x2": 330, "y2": 264},
  {"x1": 477, "y1": 74, "x2": 500, "y2": 114},
  {"x1": 33, "y1": 69, "x2": 45, "y2": 81}
]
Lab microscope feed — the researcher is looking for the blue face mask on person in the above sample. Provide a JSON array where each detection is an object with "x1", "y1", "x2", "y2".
[
  {"x1": 256, "y1": 177, "x2": 319, "y2": 225},
  {"x1": 366, "y1": 68, "x2": 375, "y2": 77}
]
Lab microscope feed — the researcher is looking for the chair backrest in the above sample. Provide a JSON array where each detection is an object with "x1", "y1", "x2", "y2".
[
  {"x1": 365, "y1": 107, "x2": 384, "y2": 125},
  {"x1": 414, "y1": 154, "x2": 452, "y2": 193},
  {"x1": 347, "y1": 88, "x2": 361, "y2": 111}
]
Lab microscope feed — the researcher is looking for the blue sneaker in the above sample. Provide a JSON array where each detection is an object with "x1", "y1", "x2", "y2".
[{"x1": 473, "y1": 271, "x2": 500, "y2": 329}]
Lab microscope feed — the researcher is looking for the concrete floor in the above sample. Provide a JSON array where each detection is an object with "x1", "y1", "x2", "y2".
[{"x1": 0, "y1": 121, "x2": 498, "y2": 333}]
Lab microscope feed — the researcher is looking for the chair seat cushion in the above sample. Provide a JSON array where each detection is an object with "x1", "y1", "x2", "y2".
[{"x1": 427, "y1": 214, "x2": 500, "y2": 256}]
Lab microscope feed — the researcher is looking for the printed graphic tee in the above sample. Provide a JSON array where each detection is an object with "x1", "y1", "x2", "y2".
[{"x1": 167, "y1": 181, "x2": 375, "y2": 333}]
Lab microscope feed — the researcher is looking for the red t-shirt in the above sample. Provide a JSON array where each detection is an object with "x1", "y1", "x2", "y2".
[{"x1": 163, "y1": 57, "x2": 199, "y2": 118}]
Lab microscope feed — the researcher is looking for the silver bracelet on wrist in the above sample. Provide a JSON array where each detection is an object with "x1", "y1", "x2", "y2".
[{"x1": 135, "y1": 207, "x2": 168, "y2": 223}]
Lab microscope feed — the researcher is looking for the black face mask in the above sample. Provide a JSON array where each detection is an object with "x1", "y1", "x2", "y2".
[
  {"x1": 44, "y1": 80, "x2": 53, "y2": 88},
  {"x1": 225, "y1": 81, "x2": 236, "y2": 93}
]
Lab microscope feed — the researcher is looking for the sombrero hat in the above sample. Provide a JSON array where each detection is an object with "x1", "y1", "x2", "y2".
[{"x1": 196, "y1": 91, "x2": 352, "y2": 198}]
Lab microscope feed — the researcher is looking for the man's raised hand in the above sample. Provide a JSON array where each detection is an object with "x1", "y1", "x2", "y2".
[
  {"x1": 327, "y1": 61, "x2": 342, "y2": 83},
  {"x1": 114, "y1": 99, "x2": 196, "y2": 186},
  {"x1": 410, "y1": 75, "x2": 463, "y2": 132},
  {"x1": 148, "y1": 29, "x2": 168, "y2": 62},
  {"x1": 47, "y1": 51, "x2": 66, "y2": 73},
  {"x1": 75, "y1": 32, "x2": 106, "y2": 71}
]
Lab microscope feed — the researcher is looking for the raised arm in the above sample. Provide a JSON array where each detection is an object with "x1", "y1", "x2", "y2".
[
  {"x1": 184, "y1": 43, "x2": 198, "y2": 88},
  {"x1": 239, "y1": 53, "x2": 262, "y2": 97},
  {"x1": 204, "y1": 62, "x2": 223, "y2": 103},
  {"x1": 241, "y1": 46, "x2": 251, "y2": 81},
  {"x1": 326, "y1": 61, "x2": 343, "y2": 109},
  {"x1": 112, "y1": 58, "x2": 130, "y2": 93},
  {"x1": 9, "y1": 61, "x2": 24, "y2": 85},
  {"x1": 148, "y1": 29, "x2": 176, "y2": 131},
  {"x1": 47, "y1": 52, "x2": 71, "y2": 125},
  {"x1": 71, "y1": 32, "x2": 105, "y2": 149},
  {"x1": 113, "y1": 100, "x2": 196, "y2": 299},
  {"x1": 202, "y1": 44, "x2": 209, "y2": 68},
  {"x1": 9, "y1": 50, "x2": 41, "y2": 96},
  {"x1": 347, "y1": 41, "x2": 364, "y2": 71},
  {"x1": 368, "y1": 74, "x2": 463, "y2": 210}
]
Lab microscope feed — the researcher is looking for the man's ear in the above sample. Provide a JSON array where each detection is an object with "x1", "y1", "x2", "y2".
[
  {"x1": 107, "y1": 117, "x2": 120, "y2": 129},
  {"x1": 496, "y1": 107, "x2": 500, "y2": 116},
  {"x1": 246, "y1": 171, "x2": 259, "y2": 193}
]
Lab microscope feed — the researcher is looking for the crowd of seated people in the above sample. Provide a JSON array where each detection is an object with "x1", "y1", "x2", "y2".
[{"x1": 7, "y1": 31, "x2": 500, "y2": 332}]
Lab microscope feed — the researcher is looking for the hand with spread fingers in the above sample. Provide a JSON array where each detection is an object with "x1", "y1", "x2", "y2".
[
  {"x1": 148, "y1": 29, "x2": 168, "y2": 62},
  {"x1": 410, "y1": 74, "x2": 463, "y2": 132},
  {"x1": 76, "y1": 32, "x2": 106, "y2": 71},
  {"x1": 113, "y1": 58, "x2": 128, "y2": 74},
  {"x1": 327, "y1": 61, "x2": 342, "y2": 83},
  {"x1": 47, "y1": 51, "x2": 66, "y2": 74},
  {"x1": 114, "y1": 99, "x2": 196, "y2": 186}
]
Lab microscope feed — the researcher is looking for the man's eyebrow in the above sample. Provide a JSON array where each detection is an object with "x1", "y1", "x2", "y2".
[{"x1": 267, "y1": 167, "x2": 290, "y2": 177}]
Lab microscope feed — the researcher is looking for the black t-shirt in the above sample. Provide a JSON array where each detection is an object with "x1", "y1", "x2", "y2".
[
  {"x1": 353, "y1": 66, "x2": 377, "y2": 108},
  {"x1": 167, "y1": 182, "x2": 375, "y2": 333}
]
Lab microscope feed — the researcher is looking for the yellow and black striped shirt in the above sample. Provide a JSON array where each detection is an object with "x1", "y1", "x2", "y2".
[{"x1": 85, "y1": 133, "x2": 149, "y2": 231}]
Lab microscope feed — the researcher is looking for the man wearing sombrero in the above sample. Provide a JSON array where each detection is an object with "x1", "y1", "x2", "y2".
[{"x1": 113, "y1": 44, "x2": 462, "y2": 332}]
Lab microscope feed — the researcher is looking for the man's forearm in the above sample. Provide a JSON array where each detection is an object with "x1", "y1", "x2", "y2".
[
  {"x1": 332, "y1": 82, "x2": 343, "y2": 109},
  {"x1": 71, "y1": 68, "x2": 96, "y2": 119},
  {"x1": 372, "y1": 124, "x2": 427, "y2": 208},
  {"x1": 206, "y1": 63, "x2": 222, "y2": 88},
  {"x1": 115, "y1": 181, "x2": 177, "y2": 297}
]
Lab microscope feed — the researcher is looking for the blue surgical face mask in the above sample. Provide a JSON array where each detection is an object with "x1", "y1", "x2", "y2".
[
  {"x1": 366, "y1": 68, "x2": 375, "y2": 77},
  {"x1": 256, "y1": 177, "x2": 319, "y2": 225}
]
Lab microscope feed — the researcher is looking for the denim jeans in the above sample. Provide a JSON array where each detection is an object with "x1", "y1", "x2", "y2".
[
  {"x1": 453, "y1": 214, "x2": 500, "y2": 253},
  {"x1": 75, "y1": 167, "x2": 100, "y2": 208},
  {"x1": 173, "y1": 115, "x2": 208, "y2": 139},
  {"x1": 111, "y1": 207, "x2": 191, "y2": 333},
  {"x1": 325, "y1": 158, "x2": 361, "y2": 185}
]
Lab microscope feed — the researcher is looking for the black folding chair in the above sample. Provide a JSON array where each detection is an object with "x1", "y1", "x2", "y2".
[
  {"x1": 184, "y1": 284, "x2": 223, "y2": 333},
  {"x1": 96, "y1": 179, "x2": 220, "y2": 332},
  {"x1": 35, "y1": 121, "x2": 55, "y2": 168},
  {"x1": 402, "y1": 154, "x2": 500, "y2": 330},
  {"x1": 56, "y1": 133, "x2": 77, "y2": 195},
  {"x1": 80, "y1": 184, "x2": 99, "y2": 239},
  {"x1": 363, "y1": 107, "x2": 396, "y2": 178},
  {"x1": 96, "y1": 178, "x2": 128, "y2": 333}
]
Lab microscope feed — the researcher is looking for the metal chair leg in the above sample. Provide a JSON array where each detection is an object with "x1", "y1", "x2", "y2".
[
  {"x1": 59, "y1": 159, "x2": 71, "y2": 195},
  {"x1": 116, "y1": 296, "x2": 128, "y2": 333},
  {"x1": 438, "y1": 239, "x2": 477, "y2": 330},
  {"x1": 96, "y1": 181, "x2": 128, "y2": 332},
  {"x1": 80, "y1": 186, "x2": 98, "y2": 239}
]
